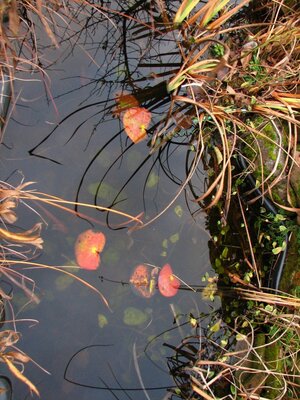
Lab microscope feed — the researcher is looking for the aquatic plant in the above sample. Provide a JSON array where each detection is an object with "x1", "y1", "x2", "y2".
[
  {"x1": 0, "y1": 179, "x2": 144, "y2": 393},
  {"x1": 1, "y1": 0, "x2": 299, "y2": 398}
]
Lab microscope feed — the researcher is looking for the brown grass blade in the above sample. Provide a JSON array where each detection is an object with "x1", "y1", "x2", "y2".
[
  {"x1": 208, "y1": 0, "x2": 250, "y2": 30},
  {"x1": 3, "y1": 260, "x2": 112, "y2": 312},
  {"x1": 0, "y1": 223, "x2": 43, "y2": 249}
]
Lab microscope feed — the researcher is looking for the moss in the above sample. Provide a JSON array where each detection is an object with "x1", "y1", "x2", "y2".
[
  {"x1": 235, "y1": 333, "x2": 267, "y2": 392},
  {"x1": 263, "y1": 341, "x2": 283, "y2": 399},
  {"x1": 279, "y1": 230, "x2": 300, "y2": 293}
]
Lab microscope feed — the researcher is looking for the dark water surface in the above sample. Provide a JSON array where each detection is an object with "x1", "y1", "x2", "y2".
[{"x1": 1, "y1": 6, "x2": 217, "y2": 399}]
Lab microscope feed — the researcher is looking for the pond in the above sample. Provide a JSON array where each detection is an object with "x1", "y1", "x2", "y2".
[{"x1": 0, "y1": 3, "x2": 218, "y2": 399}]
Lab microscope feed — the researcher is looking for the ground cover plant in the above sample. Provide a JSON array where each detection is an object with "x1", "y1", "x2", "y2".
[{"x1": 0, "y1": 0, "x2": 300, "y2": 398}]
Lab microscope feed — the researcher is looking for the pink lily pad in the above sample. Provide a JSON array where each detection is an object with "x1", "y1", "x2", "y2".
[
  {"x1": 129, "y1": 264, "x2": 158, "y2": 298},
  {"x1": 158, "y1": 264, "x2": 180, "y2": 297},
  {"x1": 75, "y1": 229, "x2": 106, "y2": 270},
  {"x1": 123, "y1": 107, "x2": 151, "y2": 143}
]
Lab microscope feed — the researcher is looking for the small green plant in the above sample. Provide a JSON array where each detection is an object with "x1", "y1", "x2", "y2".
[{"x1": 210, "y1": 43, "x2": 225, "y2": 58}]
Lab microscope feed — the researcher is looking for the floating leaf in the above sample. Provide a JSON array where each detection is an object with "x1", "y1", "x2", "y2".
[
  {"x1": 129, "y1": 264, "x2": 158, "y2": 298},
  {"x1": 74, "y1": 229, "x2": 106, "y2": 270},
  {"x1": 123, "y1": 107, "x2": 151, "y2": 143},
  {"x1": 123, "y1": 307, "x2": 149, "y2": 326},
  {"x1": 158, "y1": 264, "x2": 180, "y2": 298}
]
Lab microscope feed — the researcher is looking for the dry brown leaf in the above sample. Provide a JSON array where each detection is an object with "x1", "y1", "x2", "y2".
[
  {"x1": 2, "y1": 355, "x2": 39, "y2": 396},
  {"x1": 36, "y1": 0, "x2": 59, "y2": 48},
  {"x1": 0, "y1": 200, "x2": 17, "y2": 224},
  {"x1": 0, "y1": 330, "x2": 19, "y2": 348},
  {"x1": 5, "y1": 351, "x2": 31, "y2": 364},
  {"x1": 0, "y1": 223, "x2": 43, "y2": 249},
  {"x1": 240, "y1": 40, "x2": 258, "y2": 69},
  {"x1": 8, "y1": 0, "x2": 19, "y2": 36}
]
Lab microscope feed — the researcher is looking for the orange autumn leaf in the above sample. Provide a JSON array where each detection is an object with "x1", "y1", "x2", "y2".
[{"x1": 122, "y1": 107, "x2": 151, "y2": 143}]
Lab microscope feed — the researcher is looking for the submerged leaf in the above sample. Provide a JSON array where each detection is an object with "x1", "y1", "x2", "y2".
[
  {"x1": 169, "y1": 233, "x2": 179, "y2": 244},
  {"x1": 98, "y1": 314, "x2": 108, "y2": 328},
  {"x1": 123, "y1": 107, "x2": 151, "y2": 143},
  {"x1": 174, "y1": 205, "x2": 183, "y2": 218},
  {"x1": 146, "y1": 172, "x2": 159, "y2": 188},
  {"x1": 123, "y1": 307, "x2": 149, "y2": 326},
  {"x1": 55, "y1": 275, "x2": 74, "y2": 291}
]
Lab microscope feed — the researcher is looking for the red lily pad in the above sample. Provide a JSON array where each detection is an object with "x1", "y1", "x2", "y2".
[
  {"x1": 158, "y1": 264, "x2": 180, "y2": 297},
  {"x1": 123, "y1": 107, "x2": 151, "y2": 143},
  {"x1": 129, "y1": 264, "x2": 158, "y2": 298},
  {"x1": 75, "y1": 229, "x2": 106, "y2": 270}
]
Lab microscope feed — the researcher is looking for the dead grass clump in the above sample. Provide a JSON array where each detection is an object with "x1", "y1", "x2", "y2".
[{"x1": 168, "y1": 289, "x2": 300, "y2": 399}]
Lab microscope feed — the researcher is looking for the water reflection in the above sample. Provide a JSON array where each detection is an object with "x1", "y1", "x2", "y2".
[{"x1": 0, "y1": 2, "x2": 217, "y2": 399}]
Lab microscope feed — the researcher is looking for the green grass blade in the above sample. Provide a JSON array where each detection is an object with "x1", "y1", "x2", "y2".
[
  {"x1": 174, "y1": 0, "x2": 201, "y2": 24},
  {"x1": 201, "y1": 0, "x2": 231, "y2": 27}
]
